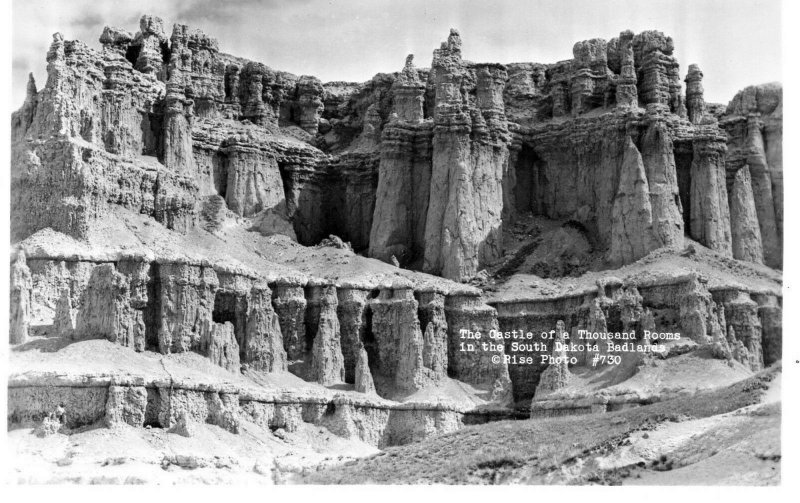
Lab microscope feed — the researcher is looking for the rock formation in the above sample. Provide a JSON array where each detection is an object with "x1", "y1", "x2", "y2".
[
  {"x1": 6, "y1": 15, "x2": 783, "y2": 445},
  {"x1": 729, "y1": 167, "x2": 764, "y2": 263},
  {"x1": 9, "y1": 251, "x2": 32, "y2": 345},
  {"x1": 53, "y1": 287, "x2": 75, "y2": 338},
  {"x1": 201, "y1": 321, "x2": 240, "y2": 373},
  {"x1": 244, "y1": 282, "x2": 287, "y2": 372},
  {"x1": 534, "y1": 320, "x2": 571, "y2": 397},
  {"x1": 354, "y1": 347, "x2": 376, "y2": 394},
  {"x1": 422, "y1": 30, "x2": 509, "y2": 281},
  {"x1": 74, "y1": 264, "x2": 145, "y2": 351},
  {"x1": 311, "y1": 286, "x2": 346, "y2": 385},
  {"x1": 608, "y1": 136, "x2": 658, "y2": 265},
  {"x1": 719, "y1": 83, "x2": 783, "y2": 268}
]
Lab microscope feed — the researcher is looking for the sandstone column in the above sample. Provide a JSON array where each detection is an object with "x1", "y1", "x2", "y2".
[
  {"x1": 609, "y1": 136, "x2": 658, "y2": 265},
  {"x1": 745, "y1": 116, "x2": 781, "y2": 268},
  {"x1": 685, "y1": 64, "x2": 706, "y2": 124},
  {"x1": 244, "y1": 282, "x2": 287, "y2": 372},
  {"x1": 641, "y1": 120, "x2": 684, "y2": 250},
  {"x1": 423, "y1": 30, "x2": 508, "y2": 281},
  {"x1": 369, "y1": 55, "x2": 428, "y2": 264},
  {"x1": 615, "y1": 30, "x2": 638, "y2": 108},
  {"x1": 729, "y1": 166, "x2": 764, "y2": 263},
  {"x1": 689, "y1": 136, "x2": 732, "y2": 255},
  {"x1": 9, "y1": 251, "x2": 32, "y2": 345},
  {"x1": 311, "y1": 286, "x2": 346, "y2": 385}
]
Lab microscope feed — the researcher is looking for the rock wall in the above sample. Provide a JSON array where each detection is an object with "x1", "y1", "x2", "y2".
[
  {"x1": 11, "y1": 17, "x2": 782, "y2": 274},
  {"x1": 719, "y1": 83, "x2": 783, "y2": 268},
  {"x1": 8, "y1": 375, "x2": 505, "y2": 448}
]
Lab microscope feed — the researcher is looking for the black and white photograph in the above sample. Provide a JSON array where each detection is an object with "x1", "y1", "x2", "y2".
[{"x1": 2, "y1": 0, "x2": 794, "y2": 489}]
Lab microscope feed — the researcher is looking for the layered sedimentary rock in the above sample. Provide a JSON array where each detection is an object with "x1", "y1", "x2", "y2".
[
  {"x1": 729, "y1": 167, "x2": 764, "y2": 263},
  {"x1": 719, "y1": 83, "x2": 783, "y2": 268},
  {"x1": 337, "y1": 287, "x2": 370, "y2": 382},
  {"x1": 369, "y1": 55, "x2": 431, "y2": 265},
  {"x1": 422, "y1": 30, "x2": 509, "y2": 280},
  {"x1": 201, "y1": 322, "x2": 240, "y2": 373},
  {"x1": 445, "y1": 292, "x2": 512, "y2": 402},
  {"x1": 244, "y1": 282, "x2": 287, "y2": 372},
  {"x1": 12, "y1": 16, "x2": 782, "y2": 279},
  {"x1": 369, "y1": 286, "x2": 430, "y2": 394},
  {"x1": 7, "y1": 15, "x2": 784, "y2": 442},
  {"x1": 354, "y1": 347, "x2": 376, "y2": 394},
  {"x1": 156, "y1": 263, "x2": 218, "y2": 354},
  {"x1": 9, "y1": 252, "x2": 32, "y2": 344},
  {"x1": 690, "y1": 131, "x2": 732, "y2": 255},
  {"x1": 608, "y1": 137, "x2": 658, "y2": 265},
  {"x1": 534, "y1": 320, "x2": 571, "y2": 397},
  {"x1": 685, "y1": 64, "x2": 706, "y2": 124},
  {"x1": 311, "y1": 286, "x2": 346, "y2": 385},
  {"x1": 53, "y1": 287, "x2": 76, "y2": 337},
  {"x1": 74, "y1": 264, "x2": 145, "y2": 351},
  {"x1": 272, "y1": 281, "x2": 307, "y2": 360}
]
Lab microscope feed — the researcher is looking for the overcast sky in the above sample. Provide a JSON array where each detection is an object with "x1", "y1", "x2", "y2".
[{"x1": 12, "y1": 0, "x2": 782, "y2": 106}]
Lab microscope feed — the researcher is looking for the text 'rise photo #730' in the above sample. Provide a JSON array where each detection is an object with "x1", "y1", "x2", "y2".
[{"x1": 3, "y1": 0, "x2": 795, "y2": 491}]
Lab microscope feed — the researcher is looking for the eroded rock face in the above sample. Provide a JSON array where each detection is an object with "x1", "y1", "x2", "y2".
[
  {"x1": 720, "y1": 83, "x2": 783, "y2": 268},
  {"x1": 11, "y1": 17, "x2": 782, "y2": 277},
  {"x1": 105, "y1": 385, "x2": 148, "y2": 427},
  {"x1": 53, "y1": 287, "x2": 76, "y2": 338},
  {"x1": 201, "y1": 321, "x2": 240, "y2": 373},
  {"x1": 244, "y1": 282, "x2": 287, "y2": 372},
  {"x1": 678, "y1": 274, "x2": 725, "y2": 344},
  {"x1": 272, "y1": 283, "x2": 307, "y2": 360},
  {"x1": 445, "y1": 293, "x2": 512, "y2": 402},
  {"x1": 534, "y1": 321, "x2": 571, "y2": 397},
  {"x1": 337, "y1": 288, "x2": 370, "y2": 383},
  {"x1": 311, "y1": 286, "x2": 346, "y2": 385},
  {"x1": 729, "y1": 167, "x2": 764, "y2": 263},
  {"x1": 422, "y1": 31, "x2": 509, "y2": 281},
  {"x1": 609, "y1": 137, "x2": 658, "y2": 265},
  {"x1": 74, "y1": 264, "x2": 145, "y2": 351},
  {"x1": 9, "y1": 251, "x2": 32, "y2": 345},
  {"x1": 354, "y1": 347, "x2": 376, "y2": 394},
  {"x1": 156, "y1": 263, "x2": 218, "y2": 354}
]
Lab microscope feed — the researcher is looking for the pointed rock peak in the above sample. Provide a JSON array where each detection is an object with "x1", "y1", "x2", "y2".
[
  {"x1": 52, "y1": 32, "x2": 64, "y2": 43},
  {"x1": 26, "y1": 73, "x2": 37, "y2": 97},
  {"x1": 397, "y1": 53, "x2": 422, "y2": 86},
  {"x1": 446, "y1": 28, "x2": 462, "y2": 51}
]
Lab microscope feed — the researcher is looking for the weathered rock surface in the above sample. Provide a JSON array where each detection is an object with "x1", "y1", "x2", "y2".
[
  {"x1": 534, "y1": 320, "x2": 571, "y2": 397},
  {"x1": 729, "y1": 167, "x2": 764, "y2": 263},
  {"x1": 201, "y1": 321, "x2": 241, "y2": 373},
  {"x1": 608, "y1": 136, "x2": 658, "y2": 265},
  {"x1": 244, "y1": 282, "x2": 287, "y2": 372},
  {"x1": 311, "y1": 286, "x2": 346, "y2": 385},
  {"x1": 74, "y1": 264, "x2": 145, "y2": 351},
  {"x1": 719, "y1": 83, "x2": 783, "y2": 268},
  {"x1": 6, "y1": 15, "x2": 784, "y2": 446},
  {"x1": 9, "y1": 251, "x2": 32, "y2": 344},
  {"x1": 53, "y1": 287, "x2": 76, "y2": 337},
  {"x1": 354, "y1": 347, "x2": 376, "y2": 394}
]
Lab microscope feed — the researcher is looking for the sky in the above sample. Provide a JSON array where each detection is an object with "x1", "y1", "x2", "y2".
[{"x1": 11, "y1": 0, "x2": 782, "y2": 106}]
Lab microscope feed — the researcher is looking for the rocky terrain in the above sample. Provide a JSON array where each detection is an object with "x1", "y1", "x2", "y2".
[{"x1": 8, "y1": 15, "x2": 782, "y2": 484}]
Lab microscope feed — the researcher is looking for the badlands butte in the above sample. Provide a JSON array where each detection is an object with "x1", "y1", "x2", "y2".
[{"x1": 8, "y1": 15, "x2": 782, "y2": 484}]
